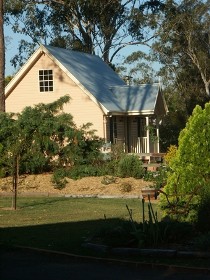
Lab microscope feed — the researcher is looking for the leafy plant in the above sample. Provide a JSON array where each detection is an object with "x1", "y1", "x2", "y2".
[
  {"x1": 160, "y1": 104, "x2": 210, "y2": 222},
  {"x1": 101, "y1": 176, "x2": 117, "y2": 185},
  {"x1": 164, "y1": 145, "x2": 177, "y2": 165},
  {"x1": 117, "y1": 154, "x2": 144, "y2": 179},
  {"x1": 52, "y1": 168, "x2": 68, "y2": 189},
  {"x1": 126, "y1": 197, "x2": 161, "y2": 248},
  {"x1": 144, "y1": 165, "x2": 168, "y2": 190}
]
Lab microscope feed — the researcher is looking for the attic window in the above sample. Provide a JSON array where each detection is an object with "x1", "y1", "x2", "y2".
[{"x1": 39, "y1": 70, "x2": 53, "y2": 92}]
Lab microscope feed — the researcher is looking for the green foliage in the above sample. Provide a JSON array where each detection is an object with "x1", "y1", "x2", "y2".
[
  {"x1": 52, "y1": 168, "x2": 68, "y2": 189},
  {"x1": 5, "y1": 0, "x2": 162, "y2": 67},
  {"x1": 66, "y1": 164, "x2": 104, "y2": 180},
  {"x1": 117, "y1": 154, "x2": 144, "y2": 179},
  {"x1": 164, "y1": 145, "x2": 177, "y2": 165},
  {"x1": 127, "y1": 199, "x2": 195, "y2": 248},
  {"x1": 0, "y1": 143, "x2": 6, "y2": 177},
  {"x1": 144, "y1": 166, "x2": 168, "y2": 190},
  {"x1": 0, "y1": 97, "x2": 102, "y2": 180},
  {"x1": 160, "y1": 103, "x2": 210, "y2": 222},
  {"x1": 126, "y1": 199, "x2": 161, "y2": 248}
]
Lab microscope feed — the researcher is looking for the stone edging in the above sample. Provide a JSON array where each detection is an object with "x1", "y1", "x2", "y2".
[
  {"x1": 14, "y1": 245, "x2": 210, "y2": 274},
  {"x1": 82, "y1": 242, "x2": 210, "y2": 259}
]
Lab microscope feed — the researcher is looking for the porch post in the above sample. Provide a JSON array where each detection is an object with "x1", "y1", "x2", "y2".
[
  {"x1": 146, "y1": 116, "x2": 150, "y2": 153},
  {"x1": 156, "y1": 119, "x2": 160, "y2": 153},
  {"x1": 103, "y1": 115, "x2": 107, "y2": 143}
]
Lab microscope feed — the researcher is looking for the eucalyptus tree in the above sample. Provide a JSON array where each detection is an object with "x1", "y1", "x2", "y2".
[
  {"x1": 5, "y1": 0, "x2": 163, "y2": 68},
  {"x1": 153, "y1": 0, "x2": 210, "y2": 97}
]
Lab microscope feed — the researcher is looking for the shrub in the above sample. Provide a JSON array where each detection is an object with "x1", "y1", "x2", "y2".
[
  {"x1": 160, "y1": 104, "x2": 210, "y2": 222},
  {"x1": 101, "y1": 176, "x2": 117, "y2": 185},
  {"x1": 117, "y1": 154, "x2": 144, "y2": 178},
  {"x1": 52, "y1": 168, "x2": 68, "y2": 189},
  {"x1": 120, "y1": 182, "x2": 132, "y2": 193},
  {"x1": 144, "y1": 165, "x2": 168, "y2": 190}
]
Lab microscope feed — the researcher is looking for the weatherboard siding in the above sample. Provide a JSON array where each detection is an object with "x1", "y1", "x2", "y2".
[{"x1": 6, "y1": 53, "x2": 105, "y2": 137}]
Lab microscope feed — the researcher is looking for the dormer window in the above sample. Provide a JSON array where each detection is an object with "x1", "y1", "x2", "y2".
[{"x1": 39, "y1": 70, "x2": 53, "y2": 92}]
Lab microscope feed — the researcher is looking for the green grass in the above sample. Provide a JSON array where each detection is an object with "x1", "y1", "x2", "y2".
[
  {"x1": 0, "y1": 197, "x2": 155, "y2": 254},
  {"x1": 0, "y1": 197, "x2": 210, "y2": 269}
]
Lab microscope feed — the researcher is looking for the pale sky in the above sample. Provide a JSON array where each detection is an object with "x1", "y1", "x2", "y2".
[{"x1": 4, "y1": 23, "x2": 158, "y2": 78}]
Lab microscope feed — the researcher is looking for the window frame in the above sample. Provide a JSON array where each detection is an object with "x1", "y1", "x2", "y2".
[{"x1": 39, "y1": 69, "x2": 54, "y2": 92}]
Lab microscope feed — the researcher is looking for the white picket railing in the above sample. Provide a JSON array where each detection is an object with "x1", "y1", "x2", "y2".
[{"x1": 130, "y1": 137, "x2": 148, "y2": 153}]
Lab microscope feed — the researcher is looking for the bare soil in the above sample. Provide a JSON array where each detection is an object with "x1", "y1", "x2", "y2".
[{"x1": 0, "y1": 174, "x2": 153, "y2": 197}]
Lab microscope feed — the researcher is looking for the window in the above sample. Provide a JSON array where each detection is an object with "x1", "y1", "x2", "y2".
[
  {"x1": 39, "y1": 70, "x2": 53, "y2": 92},
  {"x1": 138, "y1": 117, "x2": 146, "y2": 137}
]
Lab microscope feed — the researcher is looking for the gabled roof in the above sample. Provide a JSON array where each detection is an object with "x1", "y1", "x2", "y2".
[{"x1": 5, "y1": 45, "x2": 167, "y2": 115}]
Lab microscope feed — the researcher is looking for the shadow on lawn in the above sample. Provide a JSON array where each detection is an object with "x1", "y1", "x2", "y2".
[{"x1": 0, "y1": 218, "x2": 123, "y2": 256}]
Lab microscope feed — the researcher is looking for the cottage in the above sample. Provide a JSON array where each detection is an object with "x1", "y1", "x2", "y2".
[{"x1": 5, "y1": 45, "x2": 168, "y2": 160}]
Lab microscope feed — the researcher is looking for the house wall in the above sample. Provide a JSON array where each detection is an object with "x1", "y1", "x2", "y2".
[{"x1": 6, "y1": 54, "x2": 105, "y2": 138}]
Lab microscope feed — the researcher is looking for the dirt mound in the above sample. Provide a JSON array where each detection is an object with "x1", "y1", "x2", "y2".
[{"x1": 0, "y1": 174, "x2": 153, "y2": 197}]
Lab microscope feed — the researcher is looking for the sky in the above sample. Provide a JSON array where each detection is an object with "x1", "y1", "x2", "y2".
[
  {"x1": 4, "y1": 22, "x2": 158, "y2": 78},
  {"x1": 4, "y1": 24, "x2": 29, "y2": 76}
]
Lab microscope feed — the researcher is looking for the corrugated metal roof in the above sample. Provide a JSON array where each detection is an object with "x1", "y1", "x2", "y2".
[
  {"x1": 44, "y1": 45, "x2": 159, "y2": 113},
  {"x1": 110, "y1": 84, "x2": 159, "y2": 112}
]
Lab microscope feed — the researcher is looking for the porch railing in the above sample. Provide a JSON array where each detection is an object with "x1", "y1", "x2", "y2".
[{"x1": 130, "y1": 137, "x2": 147, "y2": 153}]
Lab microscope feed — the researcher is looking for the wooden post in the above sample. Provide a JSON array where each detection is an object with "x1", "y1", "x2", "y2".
[{"x1": 12, "y1": 155, "x2": 19, "y2": 210}]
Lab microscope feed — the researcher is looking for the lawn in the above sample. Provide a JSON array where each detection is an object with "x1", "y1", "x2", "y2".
[
  {"x1": 0, "y1": 196, "x2": 210, "y2": 269},
  {"x1": 0, "y1": 196, "x2": 153, "y2": 254}
]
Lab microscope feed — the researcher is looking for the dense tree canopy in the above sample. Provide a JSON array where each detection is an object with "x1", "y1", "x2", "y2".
[{"x1": 5, "y1": 0, "x2": 163, "y2": 68}]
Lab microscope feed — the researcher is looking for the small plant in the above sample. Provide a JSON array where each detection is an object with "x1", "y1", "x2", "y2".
[
  {"x1": 101, "y1": 176, "x2": 117, "y2": 185},
  {"x1": 126, "y1": 197, "x2": 161, "y2": 248},
  {"x1": 120, "y1": 182, "x2": 132, "y2": 193},
  {"x1": 144, "y1": 165, "x2": 168, "y2": 190},
  {"x1": 117, "y1": 154, "x2": 144, "y2": 179}
]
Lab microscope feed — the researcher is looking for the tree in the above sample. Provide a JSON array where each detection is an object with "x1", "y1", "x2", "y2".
[
  {"x1": 153, "y1": 0, "x2": 210, "y2": 96},
  {"x1": 5, "y1": 0, "x2": 163, "y2": 68},
  {"x1": 0, "y1": 0, "x2": 5, "y2": 111},
  {"x1": 0, "y1": 96, "x2": 102, "y2": 209},
  {"x1": 116, "y1": 50, "x2": 157, "y2": 84},
  {"x1": 160, "y1": 103, "x2": 210, "y2": 222},
  {"x1": 152, "y1": 0, "x2": 210, "y2": 149}
]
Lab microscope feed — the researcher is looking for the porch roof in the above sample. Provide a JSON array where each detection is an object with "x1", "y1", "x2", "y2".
[{"x1": 109, "y1": 84, "x2": 161, "y2": 114}]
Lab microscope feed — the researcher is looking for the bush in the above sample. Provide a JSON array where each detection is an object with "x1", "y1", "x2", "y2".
[
  {"x1": 144, "y1": 165, "x2": 168, "y2": 190},
  {"x1": 120, "y1": 182, "x2": 132, "y2": 193},
  {"x1": 117, "y1": 154, "x2": 144, "y2": 179},
  {"x1": 160, "y1": 104, "x2": 210, "y2": 222},
  {"x1": 52, "y1": 168, "x2": 68, "y2": 189}
]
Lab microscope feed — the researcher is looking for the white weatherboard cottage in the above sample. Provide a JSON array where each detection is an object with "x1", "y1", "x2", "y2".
[{"x1": 5, "y1": 45, "x2": 168, "y2": 160}]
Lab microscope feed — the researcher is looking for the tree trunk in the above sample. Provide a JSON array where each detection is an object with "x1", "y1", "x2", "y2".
[{"x1": 0, "y1": 0, "x2": 5, "y2": 112}]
